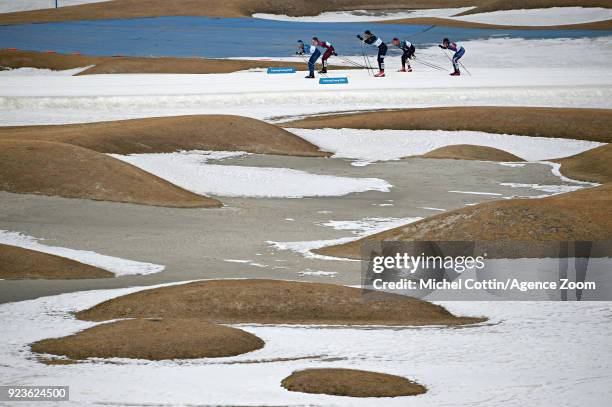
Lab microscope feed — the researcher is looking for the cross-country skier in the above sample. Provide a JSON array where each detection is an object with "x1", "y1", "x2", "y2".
[
  {"x1": 296, "y1": 40, "x2": 305, "y2": 55},
  {"x1": 391, "y1": 38, "x2": 416, "y2": 72},
  {"x1": 439, "y1": 38, "x2": 465, "y2": 76},
  {"x1": 357, "y1": 30, "x2": 387, "y2": 77},
  {"x1": 312, "y1": 37, "x2": 336, "y2": 74},
  {"x1": 304, "y1": 40, "x2": 321, "y2": 79}
]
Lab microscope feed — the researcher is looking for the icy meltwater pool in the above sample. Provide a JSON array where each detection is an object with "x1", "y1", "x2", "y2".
[{"x1": 1, "y1": 16, "x2": 610, "y2": 57}]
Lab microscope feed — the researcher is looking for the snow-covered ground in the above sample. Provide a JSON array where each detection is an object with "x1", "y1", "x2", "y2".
[
  {"x1": 0, "y1": 17, "x2": 611, "y2": 407},
  {"x1": 0, "y1": 0, "x2": 108, "y2": 13},
  {"x1": 0, "y1": 230, "x2": 164, "y2": 276},
  {"x1": 2, "y1": 2, "x2": 610, "y2": 27},
  {"x1": 254, "y1": 6, "x2": 612, "y2": 26},
  {"x1": 253, "y1": 7, "x2": 474, "y2": 22},
  {"x1": 1, "y1": 37, "x2": 611, "y2": 125},
  {"x1": 111, "y1": 151, "x2": 391, "y2": 198},
  {"x1": 1, "y1": 283, "x2": 610, "y2": 406},
  {"x1": 269, "y1": 216, "x2": 422, "y2": 261},
  {"x1": 289, "y1": 128, "x2": 605, "y2": 164},
  {"x1": 0, "y1": 66, "x2": 92, "y2": 76},
  {"x1": 499, "y1": 182, "x2": 585, "y2": 198},
  {"x1": 453, "y1": 7, "x2": 612, "y2": 26}
]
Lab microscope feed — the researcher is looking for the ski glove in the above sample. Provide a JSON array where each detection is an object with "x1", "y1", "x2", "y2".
[
  {"x1": 438, "y1": 45, "x2": 445, "y2": 49},
  {"x1": 356, "y1": 35, "x2": 363, "y2": 40},
  {"x1": 332, "y1": 51, "x2": 338, "y2": 56}
]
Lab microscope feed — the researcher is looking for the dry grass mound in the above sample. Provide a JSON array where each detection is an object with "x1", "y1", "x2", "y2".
[
  {"x1": 315, "y1": 183, "x2": 612, "y2": 260},
  {"x1": 76, "y1": 279, "x2": 485, "y2": 326},
  {"x1": 285, "y1": 107, "x2": 612, "y2": 143},
  {"x1": 0, "y1": 244, "x2": 113, "y2": 279},
  {"x1": 0, "y1": 50, "x2": 105, "y2": 71},
  {"x1": 77, "y1": 57, "x2": 313, "y2": 75},
  {"x1": 0, "y1": 50, "x2": 347, "y2": 75},
  {"x1": 0, "y1": 1, "x2": 470, "y2": 24},
  {"x1": 0, "y1": 140, "x2": 219, "y2": 207},
  {"x1": 0, "y1": 115, "x2": 328, "y2": 156},
  {"x1": 555, "y1": 144, "x2": 612, "y2": 184},
  {"x1": 281, "y1": 368, "x2": 426, "y2": 398},
  {"x1": 420, "y1": 144, "x2": 524, "y2": 162},
  {"x1": 31, "y1": 318, "x2": 264, "y2": 360},
  {"x1": 1, "y1": 0, "x2": 609, "y2": 25}
]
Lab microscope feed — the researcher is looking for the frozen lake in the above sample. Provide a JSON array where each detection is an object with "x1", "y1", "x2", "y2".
[{"x1": 1, "y1": 16, "x2": 610, "y2": 57}]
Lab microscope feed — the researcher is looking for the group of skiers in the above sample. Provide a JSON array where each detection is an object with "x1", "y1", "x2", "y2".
[{"x1": 296, "y1": 31, "x2": 465, "y2": 78}]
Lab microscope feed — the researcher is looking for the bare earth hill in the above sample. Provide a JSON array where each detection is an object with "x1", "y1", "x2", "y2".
[
  {"x1": 31, "y1": 318, "x2": 264, "y2": 360},
  {"x1": 0, "y1": 0, "x2": 609, "y2": 25},
  {"x1": 0, "y1": 50, "x2": 348, "y2": 75},
  {"x1": 76, "y1": 279, "x2": 486, "y2": 326},
  {"x1": 555, "y1": 144, "x2": 612, "y2": 184},
  {"x1": 314, "y1": 183, "x2": 612, "y2": 260},
  {"x1": 281, "y1": 368, "x2": 427, "y2": 397},
  {"x1": 419, "y1": 144, "x2": 524, "y2": 162},
  {"x1": 0, "y1": 244, "x2": 114, "y2": 279},
  {"x1": 0, "y1": 140, "x2": 220, "y2": 207},
  {"x1": 0, "y1": 115, "x2": 329, "y2": 156},
  {"x1": 284, "y1": 107, "x2": 612, "y2": 144}
]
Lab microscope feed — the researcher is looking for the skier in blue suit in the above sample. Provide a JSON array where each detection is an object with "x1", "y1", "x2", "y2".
[
  {"x1": 439, "y1": 38, "x2": 465, "y2": 76},
  {"x1": 305, "y1": 39, "x2": 322, "y2": 79}
]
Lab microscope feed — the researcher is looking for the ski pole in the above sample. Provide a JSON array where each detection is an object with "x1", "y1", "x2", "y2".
[
  {"x1": 458, "y1": 60, "x2": 472, "y2": 76},
  {"x1": 336, "y1": 55, "x2": 369, "y2": 69},
  {"x1": 440, "y1": 47, "x2": 453, "y2": 69},
  {"x1": 297, "y1": 53, "x2": 328, "y2": 77},
  {"x1": 413, "y1": 58, "x2": 446, "y2": 71},
  {"x1": 359, "y1": 41, "x2": 374, "y2": 76},
  {"x1": 440, "y1": 48, "x2": 471, "y2": 76},
  {"x1": 364, "y1": 50, "x2": 375, "y2": 75}
]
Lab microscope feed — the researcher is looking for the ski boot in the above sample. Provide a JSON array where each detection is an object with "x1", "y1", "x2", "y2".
[
  {"x1": 305, "y1": 74, "x2": 315, "y2": 79},
  {"x1": 450, "y1": 70, "x2": 461, "y2": 76},
  {"x1": 398, "y1": 67, "x2": 412, "y2": 72},
  {"x1": 374, "y1": 71, "x2": 385, "y2": 77},
  {"x1": 318, "y1": 68, "x2": 327, "y2": 74}
]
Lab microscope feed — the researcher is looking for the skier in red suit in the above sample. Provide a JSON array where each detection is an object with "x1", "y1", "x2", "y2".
[{"x1": 312, "y1": 37, "x2": 335, "y2": 74}]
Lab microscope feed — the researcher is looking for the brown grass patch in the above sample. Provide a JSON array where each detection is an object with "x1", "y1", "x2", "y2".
[
  {"x1": 0, "y1": 50, "x2": 348, "y2": 75},
  {"x1": 281, "y1": 368, "x2": 426, "y2": 397},
  {"x1": 31, "y1": 318, "x2": 264, "y2": 360},
  {"x1": 76, "y1": 279, "x2": 485, "y2": 326},
  {"x1": 1, "y1": 0, "x2": 609, "y2": 25},
  {"x1": 0, "y1": 50, "x2": 105, "y2": 71},
  {"x1": 0, "y1": 244, "x2": 113, "y2": 280},
  {"x1": 314, "y1": 183, "x2": 612, "y2": 260},
  {"x1": 555, "y1": 144, "x2": 612, "y2": 184},
  {"x1": 284, "y1": 107, "x2": 612, "y2": 144},
  {"x1": 419, "y1": 144, "x2": 524, "y2": 162},
  {"x1": 0, "y1": 1, "x2": 471, "y2": 25},
  {"x1": 0, "y1": 115, "x2": 328, "y2": 156},
  {"x1": 0, "y1": 140, "x2": 219, "y2": 207}
]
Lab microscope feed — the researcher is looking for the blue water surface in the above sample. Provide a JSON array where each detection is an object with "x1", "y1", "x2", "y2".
[{"x1": 1, "y1": 16, "x2": 609, "y2": 57}]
